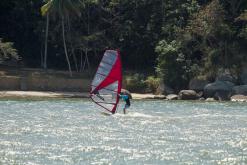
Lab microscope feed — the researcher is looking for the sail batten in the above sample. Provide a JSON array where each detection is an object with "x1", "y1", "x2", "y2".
[{"x1": 90, "y1": 50, "x2": 122, "y2": 114}]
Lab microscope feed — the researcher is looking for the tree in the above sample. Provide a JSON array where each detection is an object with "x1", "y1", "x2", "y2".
[
  {"x1": 41, "y1": 0, "x2": 82, "y2": 76},
  {"x1": 155, "y1": 0, "x2": 200, "y2": 89},
  {"x1": 42, "y1": 13, "x2": 49, "y2": 69},
  {"x1": 155, "y1": 40, "x2": 189, "y2": 90}
]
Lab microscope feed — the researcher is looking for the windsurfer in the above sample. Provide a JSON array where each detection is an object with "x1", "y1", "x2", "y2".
[{"x1": 119, "y1": 93, "x2": 130, "y2": 114}]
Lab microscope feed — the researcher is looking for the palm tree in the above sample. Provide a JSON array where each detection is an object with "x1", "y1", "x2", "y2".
[
  {"x1": 41, "y1": 0, "x2": 82, "y2": 76},
  {"x1": 44, "y1": 13, "x2": 49, "y2": 69},
  {"x1": 41, "y1": 0, "x2": 51, "y2": 70}
]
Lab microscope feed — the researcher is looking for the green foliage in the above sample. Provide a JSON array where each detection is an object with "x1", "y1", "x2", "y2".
[
  {"x1": 1, "y1": 0, "x2": 247, "y2": 90},
  {"x1": 123, "y1": 73, "x2": 161, "y2": 93},
  {"x1": 41, "y1": 0, "x2": 82, "y2": 18},
  {"x1": 155, "y1": 40, "x2": 189, "y2": 90},
  {"x1": 0, "y1": 38, "x2": 18, "y2": 62},
  {"x1": 238, "y1": 10, "x2": 247, "y2": 21},
  {"x1": 145, "y1": 76, "x2": 160, "y2": 93},
  {"x1": 124, "y1": 73, "x2": 147, "y2": 93},
  {"x1": 155, "y1": 0, "x2": 247, "y2": 90},
  {"x1": 183, "y1": 0, "x2": 246, "y2": 78}
]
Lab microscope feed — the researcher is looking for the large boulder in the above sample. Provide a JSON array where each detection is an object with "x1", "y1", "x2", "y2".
[
  {"x1": 214, "y1": 91, "x2": 231, "y2": 101},
  {"x1": 204, "y1": 81, "x2": 234, "y2": 98},
  {"x1": 189, "y1": 78, "x2": 209, "y2": 92},
  {"x1": 232, "y1": 85, "x2": 247, "y2": 96},
  {"x1": 178, "y1": 90, "x2": 198, "y2": 100},
  {"x1": 166, "y1": 94, "x2": 178, "y2": 100}
]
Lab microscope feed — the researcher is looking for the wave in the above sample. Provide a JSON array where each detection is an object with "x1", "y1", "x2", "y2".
[{"x1": 114, "y1": 112, "x2": 156, "y2": 118}]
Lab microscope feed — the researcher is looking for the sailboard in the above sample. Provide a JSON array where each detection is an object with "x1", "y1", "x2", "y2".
[{"x1": 90, "y1": 50, "x2": 122, "y2": 114}]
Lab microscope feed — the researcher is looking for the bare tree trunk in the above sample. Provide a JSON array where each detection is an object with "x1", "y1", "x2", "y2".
[
  {"x1": 80, "y1": 49, "x2": 83, "y2": 72},
  {"x1": 83, "y1": 52, "x2": 86, "y2": 70},
  {"x1": 224, "y1": 41, "x2": 228, "y2": 67},
  {"x1": 44, "y1": 13, "x2": 49, "y2": 69},
  {"x1": 40, "y1": 43, "x2": 43, "y2": 68},
  {"x1": 83, "y1": 48, "x2": 88, "y2": 70},
  {"x1": 82, "y1": 48, "x2": 91, "y2": 70},
  {"x1": 86, "y1": 50, "x2": 90, "y2": 69},
  {"x1": 84, "y1": 4, "x2": 91, "y2": 70},
  {"x1": 67, "y1": 15, "x2": 78, "y2": 72},
  {"x1": 61, "y1": 15, "x2": 72, "y2": 77}
]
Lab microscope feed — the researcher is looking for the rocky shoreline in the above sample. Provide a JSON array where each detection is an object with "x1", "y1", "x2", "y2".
[{"x1": 160, "y1": 70, "x2": 247, "y2": 102}]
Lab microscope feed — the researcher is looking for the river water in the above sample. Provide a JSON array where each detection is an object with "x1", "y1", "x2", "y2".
[{"x1": 0, "y1": 99, "x2": 247, "y2": 164}]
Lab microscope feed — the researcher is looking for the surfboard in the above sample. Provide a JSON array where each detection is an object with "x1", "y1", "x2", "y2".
[
  {"x1": 90, "y1": 50, "x2": 122, "y2": 114},
  {"x1": 100, "y1": 111, "x2": 113, "y2": 116}
]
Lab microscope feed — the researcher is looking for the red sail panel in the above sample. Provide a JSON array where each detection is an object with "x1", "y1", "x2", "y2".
[{"x1": 90, "y1": 50, "x2": 122, "y2": 114}]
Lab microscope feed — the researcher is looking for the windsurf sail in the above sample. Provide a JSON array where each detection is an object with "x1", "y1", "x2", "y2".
[{"x1": 90, "y1": 50, "x2": 122, "y2": 114}]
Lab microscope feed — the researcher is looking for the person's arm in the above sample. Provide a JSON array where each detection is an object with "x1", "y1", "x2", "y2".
[{"x1": 118, "y1": 94, "x2": 123, "y2": 99}]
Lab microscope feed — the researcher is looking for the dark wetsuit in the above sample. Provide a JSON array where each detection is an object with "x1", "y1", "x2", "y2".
[{"x1": 119, "y1": 94, "x2": 130, "y2": 113}]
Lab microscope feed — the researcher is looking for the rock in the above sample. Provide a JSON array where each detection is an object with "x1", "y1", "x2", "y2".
[
  {"x1": 232, "y1": 85, "x2": 247, "y2": 95},
  {"x1": 178, "y1": 90, "x2": 198, "y2": 100},
  {"x1": 214, "y1": 91, "x2": 231, "y2": 101},
  {"x1": 154, "y1": 95, "x2": 166, "y2": 99},
  {"x1": 205, "y1": 98, "x2": 216, "y2": 102},
  {"x1": 204, "y1": 81, "x2": 234, "y2": 98},
  {"x1": 166, "y1": 94, "x2": 178, "y2": 100},
  {"x1": 198, "y1": 97, "x2": 205, "y2": 101},
  {"x1": 197, "y1": 91, "x2": 203, "y2": 98},
  {"x1": 189, "y1": 78, "x2": 209, "y2": 92},
  {"x1": 231, "y1": 95, "x2": 247, "y2": 102}
]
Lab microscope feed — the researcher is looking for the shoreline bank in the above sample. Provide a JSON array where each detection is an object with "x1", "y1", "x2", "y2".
[
  {"x1": 1, "y1": 91, "x2": 246, "y2": 102},
  {"x1": 0, "y1": 91, "x2": 165, "y2": 100}
]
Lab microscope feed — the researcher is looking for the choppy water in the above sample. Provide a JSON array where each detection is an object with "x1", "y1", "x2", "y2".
[{"x1": 0, "y1": 99, "x2": 247, "y2": 165}]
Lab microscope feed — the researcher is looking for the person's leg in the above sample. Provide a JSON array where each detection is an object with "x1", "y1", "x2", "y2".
[{"x1": 123, "y1": 104, "x2": 127, "y2": 114}]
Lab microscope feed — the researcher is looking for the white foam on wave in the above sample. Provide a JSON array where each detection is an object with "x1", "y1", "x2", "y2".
[
  {"x1": 47, "y1": 154, "x2": 72, "y2": 163},
  {"x1": 114, "y1": 112, "x2": 156, "y2": 119},
  {"x1": 227, "y1": 139, "x2": 247, "y2": 149},
  {"x1": 26, "y1": 162, "x2": 40, "y2": 165},
  {"x1": 77, "y1": 145, "x2": 97, "y2": 152},
  {"x1": 118, "y1": 147, "x2": 133, "y2": 154},
  {"x1": 0, "y1": 141, "x2": 30, "y2": 147}
]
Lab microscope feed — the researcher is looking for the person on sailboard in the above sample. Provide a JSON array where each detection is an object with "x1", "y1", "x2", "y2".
[{"x1": 119, "y1": 92, "x2": 130, "y2": 114}]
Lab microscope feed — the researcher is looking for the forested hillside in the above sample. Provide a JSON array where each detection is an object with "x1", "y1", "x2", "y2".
[{"x1": 0, "y1": 0, "x2": 246, "y2": 90}]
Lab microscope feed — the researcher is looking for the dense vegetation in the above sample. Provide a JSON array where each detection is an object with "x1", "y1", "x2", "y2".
[{"x1": 0, "y1": 0, "x2": 246, "y2": 90}]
